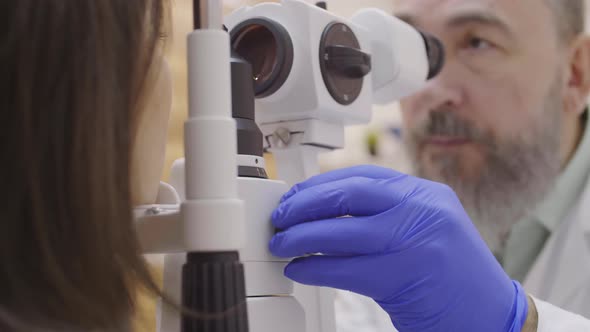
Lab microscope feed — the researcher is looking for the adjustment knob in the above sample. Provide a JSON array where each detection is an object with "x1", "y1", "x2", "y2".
[
  {"x1": 320, "y1": 22, "x2": 371, "y2": 105},
  {"x1": 325, "y1": 45, "x2": 371, "y2": 78}
]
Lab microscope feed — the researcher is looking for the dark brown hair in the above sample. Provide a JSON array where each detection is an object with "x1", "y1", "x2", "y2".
[
  {"x1": 0, "y1": 1, "x2": 166, "y2": 330},
  {"x1": 545, "y1": 0, "x2": 586, "y2": 43}
]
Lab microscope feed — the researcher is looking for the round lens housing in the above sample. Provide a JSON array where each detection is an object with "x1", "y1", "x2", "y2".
[
  {"x1": 419, "y1": 31, "x2": 445, "y2": 80},
  {"x1": 231, "y1": 19, "x2": 294, "y2": 98}
]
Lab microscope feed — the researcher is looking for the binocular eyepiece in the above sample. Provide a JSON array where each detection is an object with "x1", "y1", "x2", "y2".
[
  {"x1": 230, "y1": 16, "x2": 444, "y2": 104},
  {"x1": 231, "y1": 19, "x2": 294, "y2": 98}
]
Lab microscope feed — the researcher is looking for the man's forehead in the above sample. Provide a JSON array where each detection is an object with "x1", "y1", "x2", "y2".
[{"x1": 393, "y1": 0, "x2": 550, "y2": 27}]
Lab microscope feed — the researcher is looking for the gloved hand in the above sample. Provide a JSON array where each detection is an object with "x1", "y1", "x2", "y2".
[{"x1": 269, "y1": 165, "x2": 529, "y2": 332}]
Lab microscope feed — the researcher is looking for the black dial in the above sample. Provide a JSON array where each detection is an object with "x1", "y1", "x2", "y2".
[{"x1": 319, "y1": 22, "x2": 372, "y2": 105}]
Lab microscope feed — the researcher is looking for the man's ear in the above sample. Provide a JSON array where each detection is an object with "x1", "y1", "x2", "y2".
[{"x1": 563, "y1": 35, "x2": 590, "y2": 116}]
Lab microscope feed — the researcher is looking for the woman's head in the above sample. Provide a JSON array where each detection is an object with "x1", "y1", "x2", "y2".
[{"x1": 0, "y1": 1, "x2": 169, "y2": 330}]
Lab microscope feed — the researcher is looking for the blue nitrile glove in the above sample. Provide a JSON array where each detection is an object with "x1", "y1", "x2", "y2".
[{"x1": 269, "y1": 165, "x2": 528, "y2": 332}]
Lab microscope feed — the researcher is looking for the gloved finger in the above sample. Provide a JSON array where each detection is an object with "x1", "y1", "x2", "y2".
[
  {"x1": 270, "y1": 215, "x2": 392, "y2": 257},
  {"x1": 280, "y1": 165, "x2": 405, "y2": 203},
  {"x1": 283, "y1": 255, "x2": 400, "y2": 300},
  {"x1": 273, "y1": 175, "x2": 411, "y2": 230}
]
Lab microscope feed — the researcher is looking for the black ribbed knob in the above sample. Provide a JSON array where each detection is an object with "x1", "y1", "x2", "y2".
[
  {"x1": 182, "y1": 252, "x2": 249, "y2": 332},
  {"x1": 325, "y1": 45, "x2": 371, "y2": 78},
  {"x1": 319, "y1": 22, "x2": 371, "y2": 105}
]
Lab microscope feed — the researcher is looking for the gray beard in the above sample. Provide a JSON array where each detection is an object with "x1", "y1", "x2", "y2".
[
  {"x1": 413, "y1": 136, "x2": 560, "y2": 253},
  {"x1": 405, "y1": 88, "x2": 562, "y2": 253}
]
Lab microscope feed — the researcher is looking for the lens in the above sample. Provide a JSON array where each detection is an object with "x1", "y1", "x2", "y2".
[
  {"x1": 420, "y1": 31, "x2": 445, "y2": 80},
  {"x1": 233, "y1": 25, "x2": 277, "y2": 85},
  {"x1": 231, "y1": 19, "x2": 293, "y2": 98}
]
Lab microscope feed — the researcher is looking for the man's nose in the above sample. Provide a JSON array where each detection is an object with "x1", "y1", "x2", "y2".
[{"x1": 410, "y1": 60, "x2": 465, "y2": 112}]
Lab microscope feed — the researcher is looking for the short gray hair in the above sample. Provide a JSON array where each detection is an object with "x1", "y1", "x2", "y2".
[{"x1": 545, "y1": 0, "x2": 586, "y2": 42}]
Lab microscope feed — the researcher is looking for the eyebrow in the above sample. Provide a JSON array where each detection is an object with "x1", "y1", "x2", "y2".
[{"x1": 396, "y1": 9, "x2": 514, "y2": 38}]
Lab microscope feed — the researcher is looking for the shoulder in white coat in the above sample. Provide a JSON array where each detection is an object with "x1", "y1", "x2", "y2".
[{"x1": 534, "y1": 297, "x2": 590, "y2": 332}]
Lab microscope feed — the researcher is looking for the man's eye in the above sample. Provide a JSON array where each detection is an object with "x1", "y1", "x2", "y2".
[{"x1": 467, "y1": 37, "x2": 492, "y2": 50}]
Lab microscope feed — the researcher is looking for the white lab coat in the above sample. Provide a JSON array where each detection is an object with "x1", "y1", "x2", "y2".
[
  {"x1": 335, "y1": 173, "x2": 590, "y2": 332},
  {"x1": 523, "y1": 171, "x2": 590, "y2": 330}
]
